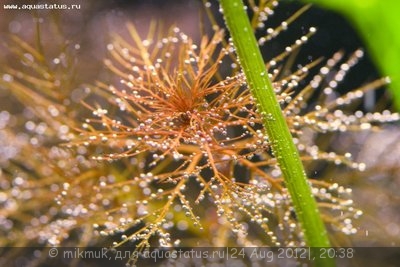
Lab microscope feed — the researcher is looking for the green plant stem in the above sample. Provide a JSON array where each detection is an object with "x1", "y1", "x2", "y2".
[{"x1": 219, "y1": 0, "x2": 334, "y2": 266}]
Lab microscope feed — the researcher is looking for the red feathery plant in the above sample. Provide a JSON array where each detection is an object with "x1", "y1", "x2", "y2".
[
  {"x1": 77, "y1": 24, "x2": 290, "y2": 247},
  {"x1": 74, "y1": 4, "x2": 398, "y2": 253},
  {"x1": 0, "y1": 1, "x2": 399, "y2": 266}
]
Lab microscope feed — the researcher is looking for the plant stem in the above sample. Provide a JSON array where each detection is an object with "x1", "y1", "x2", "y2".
[{"x1": 219, "y1": 0, "x2": 334, "y2": 266}]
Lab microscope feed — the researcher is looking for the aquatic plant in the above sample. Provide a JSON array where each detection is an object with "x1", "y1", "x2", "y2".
[{"x1": 0, "y1": 0, "x2": 398, "y2": 266}]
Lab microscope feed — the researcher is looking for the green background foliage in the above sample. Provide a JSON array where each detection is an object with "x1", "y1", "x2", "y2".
[{"x1": 300, "y1": 0, "x2": 400, "y2": 109}]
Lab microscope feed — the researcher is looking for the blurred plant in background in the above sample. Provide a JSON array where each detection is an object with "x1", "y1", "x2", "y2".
[
  {"x1": 300, "y1": 0, "x2": 400, "y2": 109},
  {"x1": 0, "y1": 0, "x2": 399, "y2": 266}
]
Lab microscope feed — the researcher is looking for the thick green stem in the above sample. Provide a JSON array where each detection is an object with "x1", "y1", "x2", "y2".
[{"x1": 219, "y1": 0, "x2": 334, "y2": 266}]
